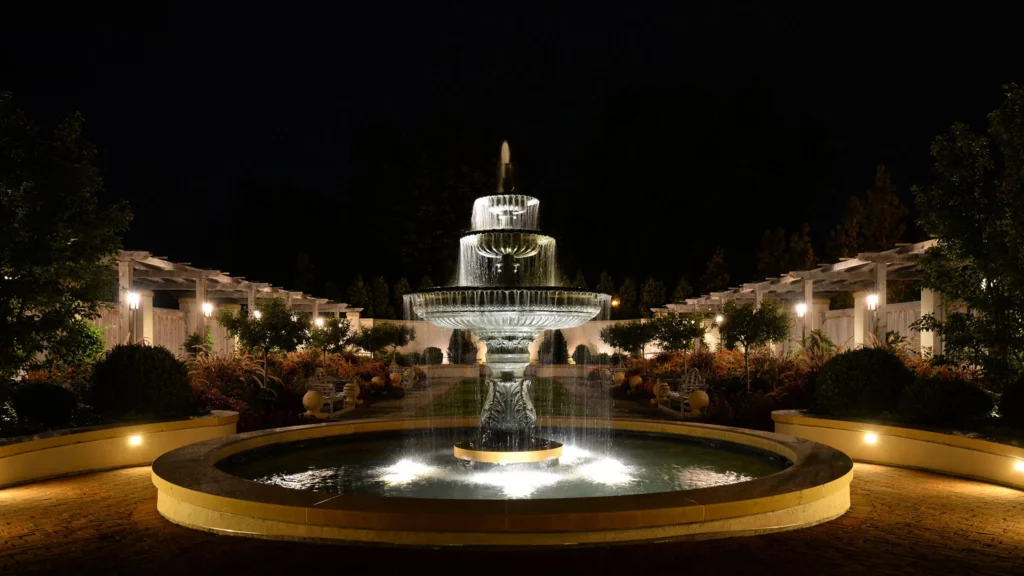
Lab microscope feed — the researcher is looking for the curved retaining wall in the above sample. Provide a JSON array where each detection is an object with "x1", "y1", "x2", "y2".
[
  {"x1": 773, "y1": 410, "x2": 1024, "y2": 490},
  {"x1": 152, "y1": 417, "x2": 853, "y2": 546},
  {"x1": 0, "y1": 411, "x2": 238, "y2": 489}
]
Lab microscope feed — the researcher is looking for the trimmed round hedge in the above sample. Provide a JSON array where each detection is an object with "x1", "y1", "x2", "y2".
[
  {"x1": 812, "y1": 348, "x2": 913, "y2": 418},
  {"x1": 898, "y1": 377, "x2": 993, "y2": 427},
  {"x1": 13, "y1": 382, "x2": 78, "y2": 428},
  {"x1": 90, "y1": 344, "x2": 195, "y2": 418},
  {"x1": 422, "y1": 347, "x2": 444, "y2": 365}
]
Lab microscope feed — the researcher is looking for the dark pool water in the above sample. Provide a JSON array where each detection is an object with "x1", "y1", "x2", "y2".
[{"x1": 219, "y1": 431, "x2": 788, "y2": 500}]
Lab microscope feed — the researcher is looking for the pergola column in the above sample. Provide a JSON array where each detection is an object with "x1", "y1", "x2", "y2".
[
  {"x1": 247, "y1": 287, "x2": 256, "y2": 317},
  {"x1": 875, "y1": 263, "x2": 888, "y2": 340},
  {"x1": 920, "y1": 288, "x2": 944, "y2": 356},
  {"x1": 312, "y1": 300, "x2": 319, "y2": 321},
  {"x1": 754, "y1": 287, "x2": 764, "y2": 308},
  {"x1": 853, "y1": 290, "x2": 870, "y2": 347},
  {"x1": 137, "y1": 290, "x2": 154, "y2": 344},
  {"x1": 802, "y1": 279, "x2": 815, "y2": 335},
  {"x1": 194, "y1": 274, "x2": 206, "y2": 336},
  {"x1": 117, "y1": 259, "x2": 134, "y2": 344}
]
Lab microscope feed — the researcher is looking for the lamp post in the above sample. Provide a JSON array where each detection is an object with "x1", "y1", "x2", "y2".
[
  {"x1": 714, "y1": 314, "x2": 724, "y2": 351},
  {"x1": 866, "y1": 293, "x2": 879, "y2": 339},
  {"x1": 127, "y1": 291, "x2": 140, "y2": 343},
  {"x1": 795, "y1": 302, "x2": 807, "y2": 341},
  {"x1": 202, "y1": 302, "x2": 213, "y2": 318}
]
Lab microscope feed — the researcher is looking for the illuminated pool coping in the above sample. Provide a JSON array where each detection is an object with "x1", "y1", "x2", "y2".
[{"x1": 151, "y1": 417, "x2": 853, "y2": 546}]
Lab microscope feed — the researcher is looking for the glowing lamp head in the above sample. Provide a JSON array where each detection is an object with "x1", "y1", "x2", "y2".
[
  {"x1": 202, "y1": 302, "x2": 213, "y2": 317},
  {"x1": 715, "y1": 314, "x2": 724, "y2": 324},
  {"x1": 128, "y1": 435, "x2": 142, "y2": 446},
  {"x1": 314, "y1": 317, "x2": 325, "y2": 327},
  {"x1": 795, "y1": 303, "x2": 807, "y2": 318},
  {"x1": 1015, "y1": 460, "x2": 1024, "y2": 473},
  {"x1": 866, "y1": 293, "x2": 879, "y2": 311},
  {"x1": 863, "y1": 432, "x2": 878, "y2": 445},
  {"x1": 610, "y1": 296, "x2": 620, "y2": 308},
  {"x1": 252, "y1": 310, "x2": 262, "y2": 319},
  {"x1": 127, "y1": 291, "x2": 140, "y2": 310}
]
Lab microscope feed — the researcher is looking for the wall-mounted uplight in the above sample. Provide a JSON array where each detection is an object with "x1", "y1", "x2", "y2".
[
  {"x1": 127, "y1": 291, "x2": 140, "y2": 310},
  {"x1": 1014, "y1": 460, "x2": 1024, "y2": 473},
  {"x1": 314, "y1": 317, "x2": 325, "y2": 327},
  {"x1": 866, "y1": 293, "x2": 879, "y2": 311},
  {"x1": 253, "y1": 310, "x2": 262, "y2": 319},
  {"x1": 202, "y1": 302, "x2": 213, "y2": 317},
  {"x1": 128, "y1": 435, "x2": 142, "y2": 446},
  {"x1": 795, "y1": 303, "x2": 807, "y2": 318},
  {"x1": 863, "y1": 432, "x2": 878, "y2": 445}
]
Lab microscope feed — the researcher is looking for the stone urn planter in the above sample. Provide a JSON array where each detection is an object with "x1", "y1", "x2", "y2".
[{"x1": 302, "y1": 390, "x2": 325, "y2": 418}]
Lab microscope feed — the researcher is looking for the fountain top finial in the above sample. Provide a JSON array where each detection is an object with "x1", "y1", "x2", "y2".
[{"x1": 497, "y1": 141, "x2": 513, "y2": 193}]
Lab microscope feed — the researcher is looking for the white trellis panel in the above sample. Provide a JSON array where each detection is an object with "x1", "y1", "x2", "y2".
[{"x1": 154, "y1": 308, "x2": 187, "y2": 354}]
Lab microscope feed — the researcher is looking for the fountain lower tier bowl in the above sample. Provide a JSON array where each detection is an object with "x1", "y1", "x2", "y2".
[
  {"x1": 405, "y1": 287, "x2": 610, "y2": 333},
  {"x1": 454, "y1": 437, "x2": 563, "y2": 464}
]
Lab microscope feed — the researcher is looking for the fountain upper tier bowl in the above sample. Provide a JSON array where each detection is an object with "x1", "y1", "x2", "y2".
[{"x1": 405, "y1": 287, "x2": 610, "y2": 335}]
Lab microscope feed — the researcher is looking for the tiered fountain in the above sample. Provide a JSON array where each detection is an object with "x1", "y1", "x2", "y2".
[{"x1": 404, "y1": 142, "x2": 610, "y2": 463}]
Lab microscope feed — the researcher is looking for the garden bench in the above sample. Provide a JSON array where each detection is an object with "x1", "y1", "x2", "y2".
[
  {"x1": 656, "y1": 368, "x2": 706, "y2": 419},
  {"x1": 307, "y1": 378, "x2": 348, "y2": 418}
]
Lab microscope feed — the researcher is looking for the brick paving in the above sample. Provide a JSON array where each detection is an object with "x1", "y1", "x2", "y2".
[{"x1": 3, "y1": 464, "x2": 1024, "y2": 575}]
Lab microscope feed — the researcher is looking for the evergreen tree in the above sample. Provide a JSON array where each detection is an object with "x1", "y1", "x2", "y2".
[
  {"x1": 418, "y1": 275, "x2": 436, "y2": 289},
  {"x1": 640, "y1": 277, "x2": 667, "y2": 317},
  {"x1": 572, "y1": 269, "x2": 588, "y2": 289},
  {"x1": 596, "y1": 271, "x2": 616, "y2": 295},
  {"x1": 671, "y1": 278, "x2": 693, "y2": 303},
  {"x1": 785, "y1": 222, "x2": 817, "y2": 272},
  {"x1": 347, "y1": 274, "x2": 372, "y2": 317},
  {"x1": 371, "y1": 276, "x2": 393, "y2": 319},
  {"x1": 700, "y1": 247, "x2": 731, "y2": 294},
  {"x1": 829, "y1": 164, "x2": 908, "y2": 259},
  {"x1": 618, "y1": 277, "x2": 638, "y2": 319},
  {"x1": 393, "y1": 277, "x2": 411, "y2": 317}
]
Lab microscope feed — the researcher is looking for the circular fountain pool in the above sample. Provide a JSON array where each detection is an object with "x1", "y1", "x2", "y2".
[
  {"x1": 152, "y1": 418, "x2": 853, "y2": 546},
  {"x1": 218, "y1": 429, "x2": 788, "y2": 500}
]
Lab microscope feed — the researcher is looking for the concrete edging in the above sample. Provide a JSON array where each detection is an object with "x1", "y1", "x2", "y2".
[
  {"x1": 772, "y1": 410, "x2": 1024, "y2": 490},
  {"x1": 0, "y1": 411, "x2": 238, "y2": 489},
  {"x1": 151, "y1": 417, "x2": 853, "y2": 546}
]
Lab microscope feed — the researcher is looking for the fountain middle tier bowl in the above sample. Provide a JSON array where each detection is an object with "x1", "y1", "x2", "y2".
[{"x1": 405, "y1": 287, "x2": 610, "y2": 333}]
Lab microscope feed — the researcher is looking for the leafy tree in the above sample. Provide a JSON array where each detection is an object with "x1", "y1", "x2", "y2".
[
  {"x1": 600, "y1": 320, "x2": 659, "y2": 361},
  {"x1": 618, "y1": 277, "x2": 638, "y2": 319},
  {"x1": 347, "y1": 274, "x2": 372, "y2": 317},
  {"x1": 0, "y1": 93, "x2": 131, "y2": 379},
  {"x1": 720, "y1": 299, "x2": 791, "y2": 389},
  {"x1": 785, "y1": 223, "x2": 816, "y2": 272},
  {"x1": 700, "y1": 247, "x2": 731, "y2": 293},
  {"x1": 829, "y1": 164, "x2": 908, "y2": 259},
  {"x1": 640, "y1": 277, "x2": 667, "y2": 318},
  {"x1": 572, "y1": 269, "x2": 588, "y2": 290},
  {"x1": 654, "y1": 312, "x2": 706, "y2": 357},
  {"x1": 371, "y1": 277, "x2": 393, "y2": 319},
  {"x1": 538, "y1": 330, "x2": 570, "y2": 364},
  {"x1": 418, "y1": 275, "x2": 436, "y2": 290},
  {"x1": 756, "y1": 227, "x2": 788, "y2": 279},
  {"x1": 217, "y1": 298, "x2": 308, "y2": 387},
  {"x1": 293, "y1": 252, "x2": 315, "y2": 294},
  {"x1": 595, "y1": 271, "x2": 616, "y2": 296},
  {"x1": 571, "y1": 344, "x2": 592, "y2": 364},
  {"x1": 671, "y1": 278, "x2": 693, "y2": 303},
  {"x1": 912, "y1": 84, "x2": 1024, "y2": 383},
  {"x1": 351, "y1": 322, "x2": 414, "y2": 361},
  {"x1": 323, "y1": 281, "x2": 343, "y2": 303},
  {"x1": 35, "y1": 319, "x2": 106, "y2": 370},
  {"x1": 308, "y1": 317, "x2": 352, "y2": 366},
  {"x1": 393, "y1": 277, "x2": 411, "y2": 317},
  {"x1": 447, "y1": 329, "x2": 478, "y2": 364}
]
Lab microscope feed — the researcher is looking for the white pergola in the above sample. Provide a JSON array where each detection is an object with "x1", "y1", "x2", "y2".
[
  {"x1": 661, "y1": 240, "x2": 943, "y2": 354},
  {"x1": 115, "y1": 251, "x2": 361, "y2": 345}
]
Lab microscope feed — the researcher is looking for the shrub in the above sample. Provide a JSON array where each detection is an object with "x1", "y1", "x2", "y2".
[
  {"x1": 812, "y1": 348, "x2": 913, "y2": 418},
  {"x1": 447, "y1": 330, "x2": 478, "y2": 364},
  {"x1": 538, "y1": 330, "x2": 569, "y2": 364},
  {"x1": 12, "y1": 382, "x2": 78, "y2": 429},
  {"x1": 1000, "y1": 379, "x2": 1024, "y2": 428},
  {"x1": 404, "y1": 351, "x2": 423, "y2": 365},
  {"x1": 571, "y1": 344, "x2": 592, "y2": 365},
  {"x1": 422, "y1": 347, "x2": 444, "y2": 365},
  {"x1": 898, "y1": 377, "x2": 993, "y2": 428},
  {"x1": 592, "y1": 353, "x2": 612, "y2": 365},
  {"x1": 90, "y1": 344, "x2": 195, "y2": 418}
]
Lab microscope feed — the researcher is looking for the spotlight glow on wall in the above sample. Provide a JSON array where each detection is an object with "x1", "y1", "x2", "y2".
[
  {"x1": 127, "y1": 291, "x2": 140, "y2": 310},
  {"x1": 863, "y1": 432, "x2": 878, "y2": 445},
  {"x1": 1014, "y1": 460, "x2": 1024, "y2": 473},
  {"x1": 795, "y1": 303, "x2": 807, "y2": 318},
  {"x1": 128, "y1": 435, "x2": 142, "y2": 446},
  {"x1": 202, "y1": 302, "x2": 213, "y2": 317}
]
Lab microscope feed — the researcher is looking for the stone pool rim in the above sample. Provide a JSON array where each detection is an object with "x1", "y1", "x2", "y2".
[{"x1": 151, "y1": 417, "x2": 853, "y2": 546}]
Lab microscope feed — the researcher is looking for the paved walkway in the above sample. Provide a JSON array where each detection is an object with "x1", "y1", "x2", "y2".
[{"x1": 2, "y1": 463, "x2": 1023, "y2": 575}]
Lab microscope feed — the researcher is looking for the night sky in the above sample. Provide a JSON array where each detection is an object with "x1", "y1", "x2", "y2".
[{"x1": 2, "y1": 3, "x2": 1020, "y2": 301}]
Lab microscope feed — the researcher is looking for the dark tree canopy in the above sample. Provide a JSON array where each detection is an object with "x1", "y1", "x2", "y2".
[
  {"x1": 829, "y1": 164, "x2": 908, "y2": 259},
  {"x1": 371, "y1": 276, "x2": 394, "y2": 319},
  {"x1": 671, "y1": 278, "x2": 693, "y2": 303},
  {"x1": 595, "y1": 271, "x2": 615, "y2": 296},
  {"x1": 913, "y1": 84, "x2": 1024, "y2": 382},
  {"x1": 617, "y1": 277, "x2": 638, "y2": 319},
  {"x1": 0, "y1": 92, "x2": 131, "y2": 378},
  {"x1": 347, "y1": 274, "x2": 371, "y2": 316},
  {"x1": 699, "y1": 247, "x2": 731, "y2": 294}
]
